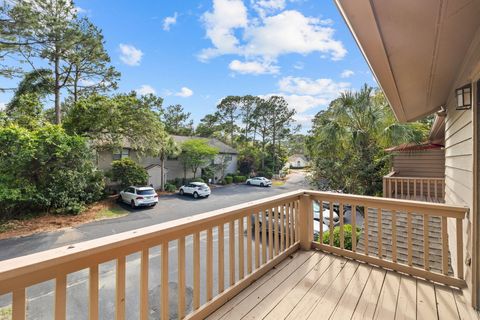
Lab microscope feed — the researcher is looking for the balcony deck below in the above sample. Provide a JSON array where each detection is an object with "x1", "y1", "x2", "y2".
[{"x1": 207, "y1": 250, "x2": 477, "y2": 320}]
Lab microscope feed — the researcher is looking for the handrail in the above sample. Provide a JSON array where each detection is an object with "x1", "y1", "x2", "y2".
[
  {"x1": 383, "y1": 174, "x2": 445, "y2": 201},
  {"x1": 304, "y1": 190, "x2": 468, "y2": 288},
  {"x1": 0, "y1": 189, "x2": 469, "y2": 319},
  {"x1": 0, "y1": 190, "x2": 303, "y2": 320}
]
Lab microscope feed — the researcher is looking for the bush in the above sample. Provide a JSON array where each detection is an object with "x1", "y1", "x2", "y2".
[
  {"x1": 167, "y1": 178, "x2": 183, "y2": 188},
  {"x1": 164, "y1": 183, "x2": 176, "y2": 192},
  {"x1": 319, "y1": 224, "x2": 362, "y2": 250},
  {"x1": 109, "y1": 158, "x2": 148, "y2": 189},
  {"x1": 224, "y1": 176, "x2": 233, "y2": 184},
  {"x1": 233, "y1": 176, "x2": 246, "y2": 183},
  {"x1": 0, "y1": 124, "x2": 105, "y2": 217},
  {"x1": 189, "y1": 177, "x2": 205, "y2": 183},
  {"x1": 256, "y1": 170, "x2": 273, "y2": 179}
]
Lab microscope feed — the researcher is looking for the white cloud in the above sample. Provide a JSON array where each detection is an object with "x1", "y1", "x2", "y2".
[
  {"x1": 136, "y1": 85, "x2": 156, "y2": 95},
  {"x1": 278, "y1": 76, "x2": 350, "y2": 97},
  {"x1": 199, "y1": 4, "x2": 347, "y2": 67},
  {"x1": 293, "y1": 61, "x2": 304, "y2": 70},
  {"x1": 251, "y1": 0, "x2": 286, "y2": 17},
  {"x1": 229, "y1": 59, "x2": 279, "y2": 75},
  {"x1": 163, "y1": 12, "x2": 178, "y2": 31},
  {"x1": 0, "y1": 102, "x2": 5, "y2": 111},
  {"x1": 175, "y1": 87, "x2": 194, "y2": 97},
  {"x1": 341, "y1": 69, "x2": 354, "y2": 78},
  {"x1": 199, "y1": 0, "x2": 248, "y2": 61},
  {"x1": 293, "y1": 113, "x2": 315, "y2": 129},
  {"x1": 119, "y1": 44, "x2": 143, "y2": 66}
]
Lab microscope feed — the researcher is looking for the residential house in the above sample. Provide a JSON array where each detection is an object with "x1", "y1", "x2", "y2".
[
  {"x1": 96, "y1": 135, "x2": 238, "y2": 189},
  {"x1": 286, "y1": 154, "x2": 309, "y2": 169}
]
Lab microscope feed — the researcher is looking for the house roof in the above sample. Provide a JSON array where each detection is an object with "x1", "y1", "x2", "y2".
[
  {"x1": 335, "y1": 0, "x2": 480, "y2": 122},
  {"x1": 385, "y1": 142, "x2": 443, "y2": 153},
  {"x1": 170, "y1": 135, "x2": 238, "y2": 154},
  {"x1": 288, "y1": 154, "x2": 308, "y2": 162}
]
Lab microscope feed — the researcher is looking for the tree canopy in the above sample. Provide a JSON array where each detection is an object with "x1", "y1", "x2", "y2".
[
  {"x1": 179, "y1": 139, "x2": 219, "y2": 179},
  {"x1": 307, "y1": 85, "x2": 429, "y2": 195}
]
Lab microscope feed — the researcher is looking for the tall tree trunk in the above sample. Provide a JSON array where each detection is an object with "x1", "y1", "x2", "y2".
[
  {"x1": 73, "y1": 69, "x2": 79, "y2": 103},
  {"x1": 160, "y1": 153, "x2": 165, "y2": 191},
  {"x1": 54, "y1": 50, "x2": 61, "y2": 124}
]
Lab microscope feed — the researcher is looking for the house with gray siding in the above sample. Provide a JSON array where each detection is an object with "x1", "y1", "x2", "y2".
[{"x1": 96, "y1": 135, "x2": 238, "y2": 188}]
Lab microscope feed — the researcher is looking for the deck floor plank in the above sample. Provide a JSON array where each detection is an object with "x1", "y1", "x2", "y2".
[
  {"x1": 417, "y1": 280, "x2": 438, "y2": 320},
  {"x1": 305, "y1": 260, "x2": 360, "y2": 319},
  {"x1": 263, "y1": 254, "x2": 335, "y2": 320},
  {"x1": 435, "y1": 285, "x2": 461, "y2": 320},
  {"x1": 241, "y1": 252, "x2": 325, "y2": 320},
  {"x1": 206, "y1": 251, "x2": 473, "y2": 320},
  {"x1": 284, "y1": 256, "x2": 346, "y2": 320},
  {"x1": 329, "y1": 263, "x2": 373, "y2": 320},
  {"x1": 373, "y1": 272, "x2": 401, "y2": 319},
  {"x1": 395, "y1": 275, "x2": 416, "y2": 320},
  {"x1": 351, "y1": 268, "x2": 387, "y2": 320}
]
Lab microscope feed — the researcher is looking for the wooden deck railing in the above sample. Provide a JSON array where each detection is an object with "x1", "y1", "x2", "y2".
[
  {"x1": 383, "y1": 172, "x2": 445, "y2": 202},
  {"x1": 0, "y1": 191, "x2": 301, "y2": 320},
  {"x1": 305, "y1": 191, "x2": 467, "y2": 287},
  {"x1": 0, "y1": 190, "x2": 468, "y2": 319}
]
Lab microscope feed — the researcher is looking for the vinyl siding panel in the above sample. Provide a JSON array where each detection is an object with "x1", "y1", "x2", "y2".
[{"x1": 392, "y1": 149, "x2": 444, "y2": 177}]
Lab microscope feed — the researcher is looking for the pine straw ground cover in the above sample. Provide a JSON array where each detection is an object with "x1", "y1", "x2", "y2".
[{"x1": 0, "y1": 196, "x2": 128, "y2": 240}]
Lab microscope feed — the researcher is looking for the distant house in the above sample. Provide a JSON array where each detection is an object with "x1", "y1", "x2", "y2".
[
  {"x1": 96, "y1": 135, "x2": 238, "y2": 188},
  {"x1": 287, "y1": 154, "x2": 309, "y2": 169}
]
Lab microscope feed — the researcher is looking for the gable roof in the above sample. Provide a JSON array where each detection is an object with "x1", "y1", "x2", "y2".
[
  {"x1": 288, "y1": 154, "x2": 308, "y2": 162},
  {"x1": 170, "y1": 135, "x2": 238, "y2": 154}
]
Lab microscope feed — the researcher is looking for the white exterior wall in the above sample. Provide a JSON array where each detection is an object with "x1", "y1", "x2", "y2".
[{"x1": 444, "y1": 27, "x2": 480, "y2": 306}]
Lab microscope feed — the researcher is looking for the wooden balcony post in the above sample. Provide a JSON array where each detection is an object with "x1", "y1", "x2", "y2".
[{"x1": 299, "y1": 193, "x2": 313, "y2": 250}]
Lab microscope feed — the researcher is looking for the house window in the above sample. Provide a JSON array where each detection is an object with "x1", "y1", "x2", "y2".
[
  {"x1": 224, "y1": 154, "x2": 233, "y2": 161},
  {"x1": 113, "y1": 148, "x2": 130, "y2": 160}
]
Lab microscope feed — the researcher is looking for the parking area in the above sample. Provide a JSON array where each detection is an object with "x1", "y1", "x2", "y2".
[{"x1": 0, "y1": 172, "x2": 308, "y2": 261}]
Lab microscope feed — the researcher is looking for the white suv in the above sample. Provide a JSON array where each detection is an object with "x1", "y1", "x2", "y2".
[
  {"x1": 179, "y1": 182, "x2": 211, "y2": 199},
  {"x1": 246, "y1": 177, "x2": 272, "y2": 187},
  {"x1": 119, "y1": 186, "x2": 158, "y2": 208}
]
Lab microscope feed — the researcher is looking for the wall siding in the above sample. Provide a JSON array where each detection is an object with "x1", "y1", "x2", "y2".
[{"x1": 392, "y1": 149, "x2": 445, "y2": 177}]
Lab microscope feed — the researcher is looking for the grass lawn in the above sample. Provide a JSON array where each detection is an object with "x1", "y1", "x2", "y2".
[
  {"x1": 272, "y1": 180, "x2": 286, "y2": 187},
  {"x1": 95, "y1": 206, "x2": 128, "y2": 220},
  {"x1": 0, "y1": 306, "x2": 12, "y2": 320}
]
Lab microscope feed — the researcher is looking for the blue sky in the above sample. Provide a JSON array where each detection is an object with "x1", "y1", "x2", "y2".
[{"x1": 0, "y1": 0, "x2": 377, "y2": 130}]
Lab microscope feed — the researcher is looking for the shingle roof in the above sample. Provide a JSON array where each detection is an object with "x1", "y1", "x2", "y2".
[{"x1": 170, "y1": 135, "x2": 238, "y2": 154}]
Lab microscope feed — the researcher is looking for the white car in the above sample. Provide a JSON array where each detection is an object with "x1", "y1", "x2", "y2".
[
  {"x1": 179, "y1": 182, "x2": 211, "y2": 199},
  {"x1": 246, "y1": 177, "x2": 272, "y2": 187},
  {"x1": 119, "y1": 186, "x2": 158, "y2": 208}
]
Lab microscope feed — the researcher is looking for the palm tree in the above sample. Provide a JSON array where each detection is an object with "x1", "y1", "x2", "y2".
[
  {"x1": 308, "y1": 85, "x2": 429, "y2": 195},
  {"x1": 158, "y1": 133, "x2": 181, "y2": 191}
]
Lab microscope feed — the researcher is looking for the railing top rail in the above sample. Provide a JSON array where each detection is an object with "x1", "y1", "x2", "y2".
[
  {"x1": 304, "y1": 190, "x2": 468, "y2": 216},
  {"x1": 0, "y1": 190, "x2": 303, "y2": 288},
  {"x1": 385, "y1": 171, "x2": 397, "y2": 178},
  {"x1": 383, "y1": 175, "x2": 445, "y2": 180}
]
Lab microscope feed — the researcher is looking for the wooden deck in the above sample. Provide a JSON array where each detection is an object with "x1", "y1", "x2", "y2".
[{"x1": 208, "y1": 250, "x2": 478, "y2": 320}]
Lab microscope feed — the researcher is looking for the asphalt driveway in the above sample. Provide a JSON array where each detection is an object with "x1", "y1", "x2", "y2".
[{"x1": 0, "y1": 171, "x2": 308, "y2": 261}]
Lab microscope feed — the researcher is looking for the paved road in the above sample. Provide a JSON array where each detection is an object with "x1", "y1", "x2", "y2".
[
  {"x1": 0, "y1": 171, "x2": 308, "y2": 262},
  {"x1": 0, "y1": 172, "x2": 308, "y2": 318}
]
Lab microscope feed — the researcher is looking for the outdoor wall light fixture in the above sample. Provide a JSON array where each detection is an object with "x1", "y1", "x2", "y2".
[{"x1": 455, "y1": 84, "x2": 472, "y2": 110}]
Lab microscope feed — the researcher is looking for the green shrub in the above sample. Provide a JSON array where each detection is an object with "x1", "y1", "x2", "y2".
[
  {"x1": 0, "y1": 124, "x2": 105, "y2": 217},
  {"x1": 225, "y1": 176, "x2": 233, "y2": 184},
  {"x1": 109, "y1": 158, "x2": 148, "y2": 189},
  {"x1": 233, "y1": 176, "x2": 246, "y2": 183},
  {"x1": 168, "y1": 178, "x2": 183, "y2": 188},
  {"x1": 164, "y1": 183, "x2": 176, "y2": 192},
  {"x1": 189, "y1": 177, "x2": 205, "y2": 183},
  {"x1": 320, "y1": 224, "x2": 362, "y2": 250},
  {"x1": 256, "y1": 170, "x2": 273, "y2": 179}
]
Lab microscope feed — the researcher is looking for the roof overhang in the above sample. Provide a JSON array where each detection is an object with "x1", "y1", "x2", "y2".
[{"x1": 335, "y1": 0, "x2": 480, "y2": 122}]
